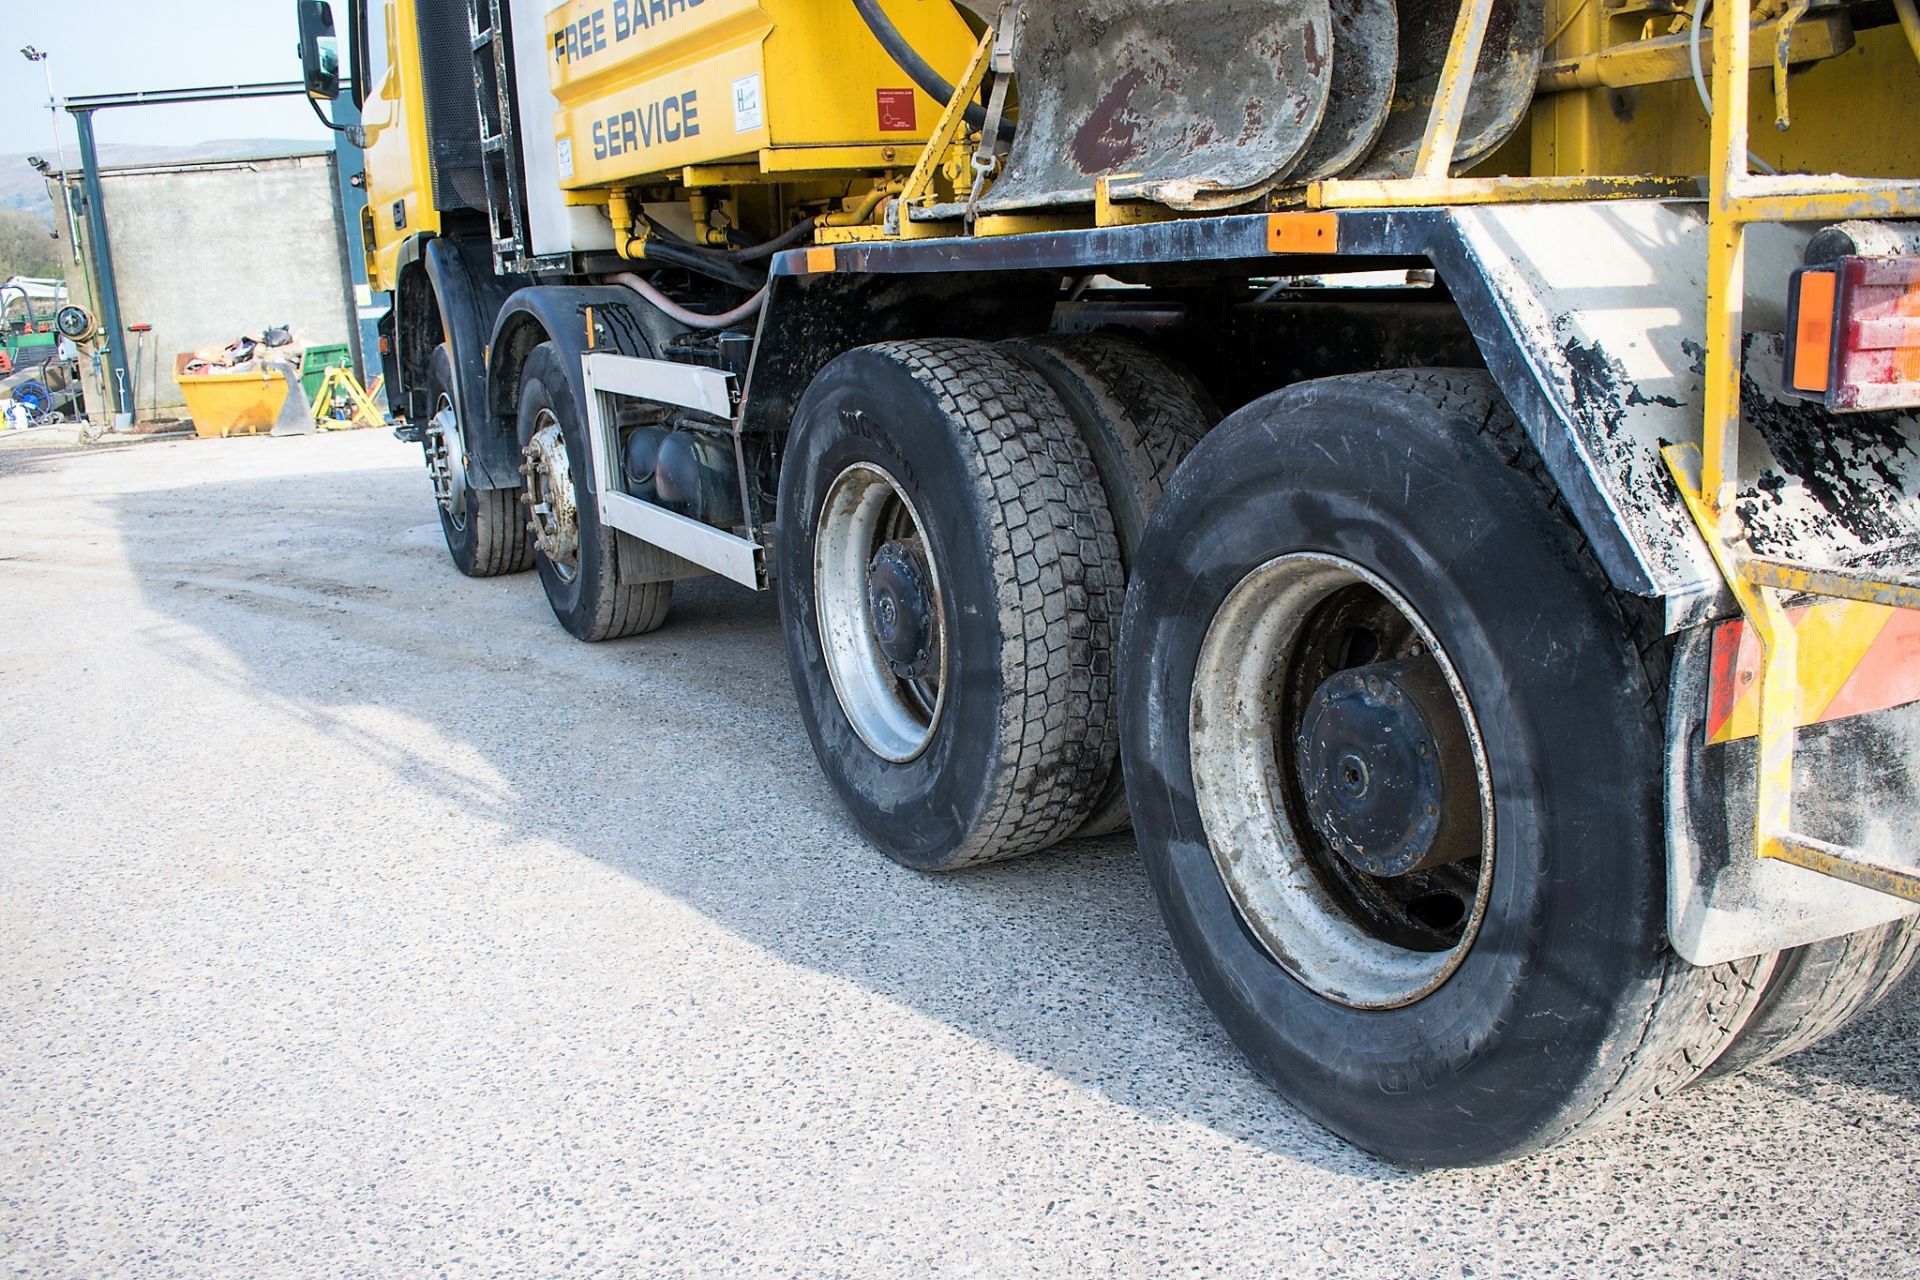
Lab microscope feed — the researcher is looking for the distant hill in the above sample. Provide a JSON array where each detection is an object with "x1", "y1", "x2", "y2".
[{"x1": 1, "y1": 139, "x2": 324, "y2": 225}]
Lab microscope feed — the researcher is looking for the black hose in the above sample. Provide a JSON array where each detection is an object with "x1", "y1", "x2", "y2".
[
  {"x1": 851, "y1": 0, "x2": 1016, "y2": 142},
  {"x1": 634, "y1": 238, "x2": 767, "y2": 291},
  {"x1": 728, "y1": 217, "x2": 818, "y2": 262},
  {"x1": 646, "y1": 213, "x2": 818, "y2": 263}
]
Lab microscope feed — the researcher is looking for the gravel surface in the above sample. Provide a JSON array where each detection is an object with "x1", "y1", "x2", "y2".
[{"x1": 3, "y1": 430, "x2": 1917, "y2": 1279}]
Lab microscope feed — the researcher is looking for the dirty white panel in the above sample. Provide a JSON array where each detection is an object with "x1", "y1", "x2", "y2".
[
  {"x1": 1453, "y1": 202, "x2": 1920, "y2": 632},
  {"x1": 511, "y1": 0, "x2": 614, "y2": 255}
]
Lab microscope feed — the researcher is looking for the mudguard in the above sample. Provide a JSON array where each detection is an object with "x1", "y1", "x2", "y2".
[
  {"x1": 485, "y1": 284, "x2": 687, "y2": 437},
  {"x1": 423, "y1": 236, "x2": 530, "y2": 490}
]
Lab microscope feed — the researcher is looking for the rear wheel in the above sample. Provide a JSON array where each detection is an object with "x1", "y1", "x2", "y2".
[
  {"x1": 777, "y1": 339, "x2": 1122, "y2": 870},
  {"x1": 1006, "y1": 334, "x2": 1214, "y2": 837},
  {"x1": 423, "y1": 344, "x2": 530, "y2": 577},
  {"x1": 1119, "y1": 370, "x2": 1770, "y2": 1166},
  {"x1": 1708, "y1": 915, "x2": 1920, "y2": 1077},
  {"x1": 517, "y1": 341, "x2": 671, "y2": 640}
]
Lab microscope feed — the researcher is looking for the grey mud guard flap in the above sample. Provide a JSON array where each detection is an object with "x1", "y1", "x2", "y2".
[
  {"x1": 1346, "y1": 0, "x2": 1542, "y2": 178},
  {"x1": 1668, "y1": 622, "x2": 1920, "y2": 966},
  {"x1": 979, "y1": 0, "x2": 1335, "y2": 213}
]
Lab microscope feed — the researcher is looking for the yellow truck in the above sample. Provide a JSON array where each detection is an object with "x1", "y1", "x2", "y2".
[{"x1": 296, "y1": 0, "x2": 1920, "y2": 1164}]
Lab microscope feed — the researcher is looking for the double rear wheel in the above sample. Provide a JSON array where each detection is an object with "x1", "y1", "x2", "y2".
[{"x1": 777, "y1": 335, "x2": 1212, "y2": 869}]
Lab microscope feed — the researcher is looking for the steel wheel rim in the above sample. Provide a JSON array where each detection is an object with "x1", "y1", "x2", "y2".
[
  {"x1": 814, "y1": 461, "x2": 947, "y2": 763},
  {"x1": 1188, "y1": 552, "x2": 1494, "y2": 1010},
  {"x1": 425, "y1": 392, "x2": 468, "y2": 531},
  {"x1": 524, "y1": 408, "x2": 579, "y2": 583}
]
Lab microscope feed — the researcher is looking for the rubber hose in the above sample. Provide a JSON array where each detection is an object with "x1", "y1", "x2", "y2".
[
  {"x1": 611, "y1": 272, "x2": 769, "y2": 330},
  {"x1": 642, "y1": 215, "x2": 815, "y2": 265},
  {"x1": 728, "y1": 217, "x2": 819, "y2": 263},
  {"x1": 851, "y1": 0, "x2": 1017, "y2": 142},
  {"x1": 633, "y1": 238, "x2": 767, "y2": 291}
]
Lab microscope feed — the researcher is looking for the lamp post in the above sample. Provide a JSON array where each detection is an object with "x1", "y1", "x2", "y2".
[{"x1": 20, "y1": 47, "x2": 83, "y2": 269}]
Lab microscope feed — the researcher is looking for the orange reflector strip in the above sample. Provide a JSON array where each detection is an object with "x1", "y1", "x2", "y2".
[
  {"x1": 804, "y1": 246, "x2": 837, "y2": 275},
  {"x1": 1791, "y1": 269, "x2": 1836, "y2": 393},
  {"x1": 1705, "y1": 601, "x2": 1920, "y2": 744},
  {"x1": 1267, "y1": 212, "x2": 1339, "y2": 254}
]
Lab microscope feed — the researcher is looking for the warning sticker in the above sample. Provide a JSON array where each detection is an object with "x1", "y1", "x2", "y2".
[
  {"x1": 557, "y1": 136, "x2": 574, "y2": 180},
  {"x1": 732, "y1": 73, "x2": 764, "y2": 133},
  {"x1": 876, "y1": 88, "x2": 916, "y2": 132}
]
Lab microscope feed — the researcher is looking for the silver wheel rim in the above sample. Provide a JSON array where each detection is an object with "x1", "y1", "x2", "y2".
[
  {"x1": 814, "y1": 461, "x2": 947, "y2": 763},
  {"x1": 424, "y1": 392, "x2": 468, "y2": 530},
  {"x1": 1188, "y1": 553, "x2": 1494, "y2": 1009},
  {"x1": 523, "y1": 409, "x2": 579, "y2": 582}
]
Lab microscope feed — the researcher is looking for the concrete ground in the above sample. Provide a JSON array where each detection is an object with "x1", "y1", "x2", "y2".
[{"x1": 2, "y1": 429, "x2": 1916, "y2": 1280}]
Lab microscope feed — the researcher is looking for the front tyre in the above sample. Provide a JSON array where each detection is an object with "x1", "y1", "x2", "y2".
[
  {"x1": 423, "y1": 343, "x2": 531, "y2": 577},
  {"x1": 516, "y1": 341, "x2": 671, "y2": 641},
  {"x1": 1119, "y1": 370, "x2": 1769, "y2": 1166}
]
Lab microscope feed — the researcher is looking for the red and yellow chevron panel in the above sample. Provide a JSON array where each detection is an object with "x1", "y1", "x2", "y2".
[{"x1": 1707, "y1": 599, "x2": 1920, "y2": 744}]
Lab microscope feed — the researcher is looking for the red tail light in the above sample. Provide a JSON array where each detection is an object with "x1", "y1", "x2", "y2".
[{"x1": 1785, "y1": 255, "x2": 1920, "y2": 413}]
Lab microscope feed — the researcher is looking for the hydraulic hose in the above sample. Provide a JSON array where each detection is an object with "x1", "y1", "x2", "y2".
[
  {"x1": 851, "y1": 0, "x2": 1017, "y2": 142},
  {"x1": 611, "y1": 272, "x2": 769, "y2": 330},
  {"x1": 633, "y1": 238, "x2": 767, "y2": 291},
  {"x1": 727, "y1": 217, "x2": 819, "y2": 262},
  {"x1": 643, "y1": 212, "x2": 816, "y2": 264}
]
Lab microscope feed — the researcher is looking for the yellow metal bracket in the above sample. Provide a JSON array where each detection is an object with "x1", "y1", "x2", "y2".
[{"x1": 900, "y1": 25, "x2": 996, "y2": 209}]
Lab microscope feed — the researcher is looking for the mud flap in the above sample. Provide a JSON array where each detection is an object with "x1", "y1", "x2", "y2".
[{"x1": 1668, "y1": 622, "x2": 1920, "y2": 965}]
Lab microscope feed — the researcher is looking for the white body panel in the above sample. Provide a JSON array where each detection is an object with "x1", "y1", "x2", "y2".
[{"x1": 511, "y1": 0, "x2": 613, "y2": 255}]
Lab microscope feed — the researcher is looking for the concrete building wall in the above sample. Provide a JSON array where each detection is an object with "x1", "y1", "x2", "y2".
[{"x1": 57, "y1": 152, "x2": 353, "y2": 416}]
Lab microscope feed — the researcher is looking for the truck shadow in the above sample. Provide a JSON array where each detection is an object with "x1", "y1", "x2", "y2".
[{"x1": 99, "y1": 441, "x2": 1920, "y2": 1180}]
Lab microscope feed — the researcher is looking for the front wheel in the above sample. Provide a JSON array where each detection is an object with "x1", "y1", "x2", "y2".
[
  {"x1": 1119, "y1": 370, "x2": 1770, "y2": 1166},
  {"x1": 516, "y1": 341, "x2": 671, "y2": 641},
  {"x1": 423, "y1": 343, "x2": 530, "y2": 577}
]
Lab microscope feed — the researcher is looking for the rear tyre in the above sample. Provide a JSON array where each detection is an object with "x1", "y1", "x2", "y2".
[
  {"x1": 424, "y1": 343, "x2": 531, "y2": 577},
  {"x1": 1005, "y1": 334, "x2": 1215, "y2": 837},
  {"x1": 517, "y1": 341, "x2": 672, "y2": 640},
  {"x1": 777, "y1": 339, "x2": 1123, "y2": 870},
  {"x1": 1708, "y1": 916, "x2": 1920, "y2": 1077},
  {"x1": 1118, "y1": 369, "x2": 1770, "y2": 1166}
]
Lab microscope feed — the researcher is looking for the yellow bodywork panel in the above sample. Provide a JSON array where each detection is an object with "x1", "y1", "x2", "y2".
[
  {"x1": 358, "y1": 0, "x2": 440, "y2": 293},
  {"x1": 1533, "y1": 21, "x2": 1920, "y2": 180},
  {"x1": 544, "y1": 0, "x2": 978, "y2": 189}
]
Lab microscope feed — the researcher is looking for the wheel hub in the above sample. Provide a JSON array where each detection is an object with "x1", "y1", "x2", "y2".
[
  {"x1": 867, "y1": 539, "x2": 939, "y2": 680},
  {"x1": 814, "y1": 461, "x2": 947, "y2": 763},
  {"x1": 1295, "y1": 657, "x2": 1478, "y2": 879},
  {"x1": 521, "y1": 415, "x2": 579, "y2": 575},
  {"x1": 424, "y1": 396, "x2": 469, "y2": 526}
]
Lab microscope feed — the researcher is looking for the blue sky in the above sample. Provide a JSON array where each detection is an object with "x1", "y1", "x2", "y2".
[{"x1": 5, "y1": 2, "x2": 334, "y2": 151}]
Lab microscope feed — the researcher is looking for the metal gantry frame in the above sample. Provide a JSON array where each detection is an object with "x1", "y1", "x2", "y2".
[{"x1": 57, "y1": 81, "x2": 378, "y2": 431}]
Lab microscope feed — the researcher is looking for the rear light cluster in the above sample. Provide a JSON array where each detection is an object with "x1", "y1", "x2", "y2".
[{"x1": 1784, "y1": 254, "x2": 1920, "y2": 413}]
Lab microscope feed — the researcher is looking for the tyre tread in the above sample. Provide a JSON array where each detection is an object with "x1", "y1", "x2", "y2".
[
  {"x1": 1708, "y1": 915, "x2": 1920, "y2": 1076},
  {"x1": 1005, "y1": 334, "x2": 1213, "y2": 838},
  {"x1": 874, "y1": 338, "x2": 1125, "y2": 866}
]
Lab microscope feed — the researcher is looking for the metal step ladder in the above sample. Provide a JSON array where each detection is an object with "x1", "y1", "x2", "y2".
[{"x1": 465, "y1": 0, "x2": 550, "y2": 275}]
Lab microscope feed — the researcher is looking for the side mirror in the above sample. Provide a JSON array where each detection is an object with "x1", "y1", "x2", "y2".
[{"x1": 297, "y1": 1, "x2": 341, "y2": 101}]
